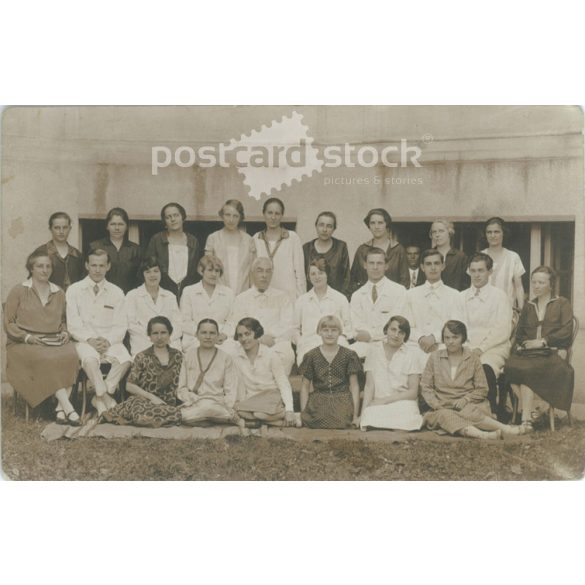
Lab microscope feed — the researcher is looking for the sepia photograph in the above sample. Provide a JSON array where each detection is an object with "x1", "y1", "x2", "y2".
[{"x1": 1, "y1": 104, "x2": 584, "y2": 481}]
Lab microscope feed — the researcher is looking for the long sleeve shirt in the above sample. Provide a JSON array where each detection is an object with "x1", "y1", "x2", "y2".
[
  {"x1": 514, "y1": 296, "x2": 573, "y2": 348},
  {"x1": 125, "y1": 284, "x2": 182, "y2": 355},
  {"x1": 404, "y1": 280, "x2": 463, "y2": 343},
  {"x1": 350, "y1": 277, "x2": 408, "y2": 342},
  {"x1": 232, "y1": 344, "x2": 294, "y2": 411},
  {"x1": 226, "y1": 286, "x2": 294, "y2": 342},
  {"x1": 177, "y1": 348, "x2": 239, "y2": 408},
  {"x1": 65, "y1": 276, "x2": 127, "y2": 345}
]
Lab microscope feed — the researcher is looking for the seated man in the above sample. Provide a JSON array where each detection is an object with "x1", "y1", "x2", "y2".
[
  {"x1": 33, "y1": 211, "x2": 85, "y2": 291},
  {"x1": 66, "y1": 249, "x2": 132, "y2": 415},
  {"x1": 225, "y1": 257, "x2": 295, "y2": 375},
  {"x1": 350, "y1": 247, "x2": 408, "y2": 358},
  {"x1": 404, "y1": 249, "x2": 464, "y2": 364},
  {"x1": 405, "y1": 244, "x2": 425, "y2": 289},
  {"x1": 460, "y1": 252, "x2": 513, "y2": 414}
]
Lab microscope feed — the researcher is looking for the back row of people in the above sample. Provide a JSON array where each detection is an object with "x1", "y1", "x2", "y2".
[{"x1": 32, "y1": 200, "x2": 527, "y2": 308}]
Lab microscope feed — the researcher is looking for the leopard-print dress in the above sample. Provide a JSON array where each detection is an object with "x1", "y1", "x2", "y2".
[{"x1": 102, "y1": 346, "x2": 183, "y2": 427}]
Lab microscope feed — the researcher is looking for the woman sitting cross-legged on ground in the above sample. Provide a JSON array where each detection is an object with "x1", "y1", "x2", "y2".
[
  {"x1": 232, "y1": 317, "x2": 299, "y2": 428},
  {"x1": 421, "y1": 320, "x2": 527, "y2": 439},
  {"x1": 177, "y1": 318, "x2": 240, "y2": 426},
  {"x1": 102, "y1": 316, "x2": 182, "y2": 427},
  {"x1": 299, "y1": 315, "x2": 361, "y2": 429},
  {"x1": 360, "y1": 316, "x2": 423, "y2": 431},
  {"x1": 505, "y1": 266, "x2": 574, "y2": 430},
  {"x1": 4, "y1": 251, "x2": 81, "y2": 425}
]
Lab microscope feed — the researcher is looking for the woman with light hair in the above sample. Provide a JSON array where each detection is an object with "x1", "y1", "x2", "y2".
[
  {"x1": 299, "y1": 315, "x2": 362, "y2": 428},
  {"x1": 429, "y1": 218, "x2": 469, "y2": 291},
  {"x1": 204, "y1": 199, "x2": 256, "y2": 295}
]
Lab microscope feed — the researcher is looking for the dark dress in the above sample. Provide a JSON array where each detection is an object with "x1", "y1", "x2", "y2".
[
  {"x1": 299, "y1": 346, "x2": 362, "y2": 429},
  {"x1": 441, "y1": 248, "x2": 469, "y2": 291},
  {"x1": 102, "y1": 346, "x2": 183, "y2": 427},
  {"x1": 145, "y1": 231, "x2": 201, "y2": 301},
  {"x1": 350, "y1": 240, "x2": 410, "y2": 294},
  {"x1": 505, "y1": 297, "x2": 574, "y2": 411},
  {"x1": 33, "y1": 241, "x2": 85, "y2": 291},
  {"x1": 90, "y1": 238, "x2": 142, "y2": 294},
  {"x1": 303, "y1": 237, "x2": 351, "y2": 298}
]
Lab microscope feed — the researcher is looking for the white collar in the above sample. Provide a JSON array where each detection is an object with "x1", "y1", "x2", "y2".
[
  {"x1": 22, "y1": 279, "x2": 60, "y2": 294},
  {"x1": 83, "y1": 275, "x2": 108, "y2": 291},
  {"x1": 308, "y1": 286, "x2": 332, "y2": 301},
  {"x1": 465, "y1": 283, "x2": 490, "y2": 300},
  {"x1": 424, "y1": 280, "x2": 443, "y2": 291},
  {"x1": 365, "y1": 277, "x2": 388, "y2": 291},
  {"x1": 137, "y1": 284, "x2": 173, "y2": 298}
]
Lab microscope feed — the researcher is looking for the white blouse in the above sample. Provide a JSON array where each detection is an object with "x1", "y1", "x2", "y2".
[
  {"x1": 481, "y1": 248, "x2": 525, "y2": 306},
  {"x1": 168, "y1": 243, "x2": 188, "y2": 284}
]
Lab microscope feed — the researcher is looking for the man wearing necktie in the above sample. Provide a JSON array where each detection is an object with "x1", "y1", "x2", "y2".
[
  {"x1": 225, "y1": 257, "x2": 295, "y2": 374},
  {"x1": 350, "y1": 247, "x2": 408, "y2": 358},
  {"x1": 406, "y1": 245, "x2": 425, "y2": 289},
  {"x1": 460, "y1": 252, "x2": 513, "y2": 416},
  {"x1": 404, "y1": 249, "x2": 464, "y2": 367},
  {"x1": 66, "y1": 249, "x2": 131, "y2": 416}
]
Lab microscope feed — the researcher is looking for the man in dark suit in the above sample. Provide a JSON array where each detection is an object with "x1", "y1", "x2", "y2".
[{"x1": 406, "y1": 245, "x2": 426, "y2": 289}]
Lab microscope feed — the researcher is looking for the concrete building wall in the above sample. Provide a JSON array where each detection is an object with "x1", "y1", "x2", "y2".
[{"x1": 2, "y1": 106, "x2": 583, "y2": 409}]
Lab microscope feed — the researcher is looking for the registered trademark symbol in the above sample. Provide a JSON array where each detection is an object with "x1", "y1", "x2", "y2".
[{"x1": 422, "y1": 133, "x2": 433, "y2": 144}]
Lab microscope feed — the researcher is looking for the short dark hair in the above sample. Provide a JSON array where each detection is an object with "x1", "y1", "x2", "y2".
[
  {"x1": 383, "y1": 315, "x2": 411, "y2": 342},
  {"x1": 531, "y1": 265, "x2": 557, "y2": 291},
  {"x1": 196, "y1": 318, "x2": 219, "y2": 333},
  {"x1": 363, "y1": 208, "x2": 392, "y2": 231},
  {"x1": 48, "y1": 211, "x2": 71, "y2": 228},
  {"x1": 234, "y1": 317, "x2": 264, "y2": 341},
  {"x1": 484, "y1": 216, "x2": 509, "y2": 240},
  {"x1": 365, "y1": 247, "x2": 388, "y2": 262},
  {"x1": 421, "y1": 248, "x2": 444, "y2": 264},
  {"x1": 308, "y1": 257, "x2": 331, "y2": 280},
  {"x1": 441, "y1": 320, "x2": 468, "y2": 344},
  {"x1": 105, "y1": 207, "x2": 130, "y2": 230},
  {"x1": 262, "y1": 197, "x2": 285, "y2": 215},
  {"x1": 26, "y1": 250, "x2": 52, "y2": 277},
  {"x1": 219, "y1": 199, "x2": 245, "y2": 226},
  {"x1": 468, "y1": 252, "x2": 493, "y2": 271},
  {"x1": 140, "y1": 256, "x2": 161, "y2": 275},
  {"x1": 86, "y1": 248, "x2": 111, "y2": 264},
  {"x1": 147, "y1": 315, "x2": 173, "y2": 336},
  {"x1": 315, "y1": 211, "x2": 337, "y2": 230},
  {"x1": 161, "y1": 202, "x2": 187, "y2": 224}
]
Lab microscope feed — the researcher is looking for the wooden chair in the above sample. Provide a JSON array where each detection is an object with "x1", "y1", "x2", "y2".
[{"x1": 510, "y1": 315, "x2": 579, "y2": 431}]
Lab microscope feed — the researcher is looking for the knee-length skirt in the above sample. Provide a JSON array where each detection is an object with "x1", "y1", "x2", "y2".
[
  {"x1": 424, "y1": 401, "x2": 492, "y2": 435},
  {"x1": 6, "y1": 342, "x2": 79, "y2": 408},
  {"x1": 505, "y1": 352, "x2": 574, "y2": 411},
  {"x1": 360, "y1": 400, "x2": 423, "y2": 431}
]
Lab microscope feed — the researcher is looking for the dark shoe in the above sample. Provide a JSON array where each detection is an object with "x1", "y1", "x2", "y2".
[
  {"x1": 56, "y1": 411, "x2": 67, "y2": 425},
  {"x1": 66, "y1": 411, "x2": 81, "y2": 427}
]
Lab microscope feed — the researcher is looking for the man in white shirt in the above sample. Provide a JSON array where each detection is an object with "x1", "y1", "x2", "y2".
[
  {"x1": 406, "y1": 245, "x2": 425, "y2": 289},
  {"x1": 460, "y1": 252, "x2": 513, "y2": 414},
  {"x1": 66, "y1": 249, "x2": 131, "y2": 415},
  {"x1": 350, "y1": 247, "x2": 408, "y2": 358},
  {"x1": 226, "y1": 257, "x2": 295, "y2": 374},
  {"x1": 404, "y1": 249, "x2": 464, "y2": 363}
]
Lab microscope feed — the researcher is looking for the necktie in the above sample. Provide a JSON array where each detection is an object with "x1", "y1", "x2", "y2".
[
  {"x1": 371, "y1": 284, "x2": 378, "y2": 303},
  {"x1": 93, "y1": 284, "x2": 99, "y2": 296},
  {"x1": 411, "y1": 271, "x2": 417, "y2": 289},
  {"x1": 474, "y1": 288, "x2": 481, "y2": 297}
]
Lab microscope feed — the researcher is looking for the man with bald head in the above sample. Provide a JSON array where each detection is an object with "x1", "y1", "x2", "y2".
[{"x1": 225, "y1": 257, "x2": 295, "y2": 374}]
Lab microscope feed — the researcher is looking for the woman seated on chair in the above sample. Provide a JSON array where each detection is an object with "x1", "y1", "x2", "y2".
[
  {"x1": 232, "y1": 317, "x2": 298, "y2": 428},
  {"x1": 102, "y1": 316, "x2": 182, "y2": 427},
  {"x1": 360, "y1": 316, "x2": 423, "y2": 431},
  {"x1": 178, "y1": 318, "x2": 240, "y2": 426},
  {"x1": 505, "y1": 266, "x2": 574, "y2": 430},
  {"x1": 421, "y1": 320, "x2": 526, "y2": 439},
  {"x1": 3, "y1": 251, "x2": 80, "y2": 425}
]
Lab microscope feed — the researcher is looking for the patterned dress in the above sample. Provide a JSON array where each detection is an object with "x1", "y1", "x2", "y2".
[
  {"x1": 102, "y1": 346, "x2": 183, "y2": 427},
  {"x1": 299, "y1": 346, "x2": 362, "y2": 429}
]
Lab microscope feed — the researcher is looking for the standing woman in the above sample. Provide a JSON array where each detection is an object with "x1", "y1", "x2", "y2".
[
  {"x1": 90, "y1": 207, "x2": 142, "y2": 294},
  {"x1": 102, "y1": 316, "x2": 183, "y2": 427},
  {"x1": 506, "y1": 266, "x2": 574, "y2": 429},
  {"x1": 481, "y1": 217, "x2": 525, "y2": 311},
  {"x1": 4, "y1": 251, "x2": 80, "y2": 424},
  {"x1": 204, "y1": 199, "x2": 256, "y2": 295},
  {"x1": 125, "y1": 256, "x2": 183, "y2": 356},
  {"x1": 429, "y1": 219, "x2": 469, "y2": 291},
  {"x1": 253, "y1": 197, "x2": 306, "y2": 301},
  {"x1": 145, "y1": 202, "x2": 201, "y2": 302},
  {"x1": 303, "y1": 211, "x2": 351, "y2": 297},
  {"x1": 350, "y1": 208, "x2": 410, "y2": 292}
]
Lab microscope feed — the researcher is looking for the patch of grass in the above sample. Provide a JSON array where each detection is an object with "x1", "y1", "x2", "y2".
[{"x1": 2, "y1": 397, "x2": 585, "y2": 480}]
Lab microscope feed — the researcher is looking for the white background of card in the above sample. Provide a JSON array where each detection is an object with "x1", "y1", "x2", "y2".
[{"x1": 1, "y1": 1, "x2": 583, "y2": 584}]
